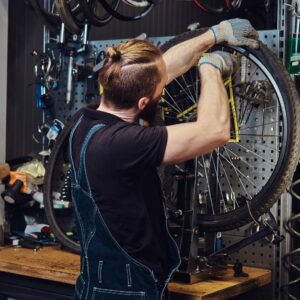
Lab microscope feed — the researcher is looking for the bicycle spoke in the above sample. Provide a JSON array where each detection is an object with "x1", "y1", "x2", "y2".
[
  {"x1": 239, "y1": 133, "x2": 280, "y2": 138},
  {"x1": 221, "y1": 149, "x2": 256, "y2": 187},
  {"x1": 181, "y1": 73, "x2": 196, "y2": 102},
  {"x1": 71, "y1": 3, "x2": 81, "y2": 14},
  {"x1": 200, "y1": 155, "x2": 215, "y2": 214},
  {"x1": 221, "y1": 149, "x2": 253, "y2": 199},
  {"x1": 244, "y1": 104, "x2": 255, "y2": 125},
  {"x1": 239, "y1": 120, "x2": 280, "y2": 131},
  {"x1": 235, "y1": 142, "x2": 276, "y2": 166},
  {"x1": 174, "y1": 77, "x2": 196, "y2": 104},
  {"x1": 188, "y1": 69, "x2": 198, "y2": 101},
  {"x1": 223, "y1": 145, "x2": 255, "y2": 169},
  {"x1": 162, "y1": 89, "x2": 184, "y2": 115},
  {"x1": 209, "y1": 150, "x2": 226, "y2": 204},
  {"x1": 218, "y1": 152, "x2": 240, "y2": 209}
]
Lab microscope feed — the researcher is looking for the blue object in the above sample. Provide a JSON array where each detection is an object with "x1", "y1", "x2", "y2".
[
  {"x1": 35, "y1": 76, "x2": 46, "y2": 109},
  {"x1": 215, "y1": 232, "x2": 223, "y2": 251}
]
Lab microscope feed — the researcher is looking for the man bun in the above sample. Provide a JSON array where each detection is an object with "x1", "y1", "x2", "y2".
[{"x1": 106, "y1": 46, "x2": 121, "y2": 61}]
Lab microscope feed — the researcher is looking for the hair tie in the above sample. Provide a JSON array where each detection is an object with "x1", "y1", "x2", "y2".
[{"x1": 106, "y1": 47, "x2": 121, "y2": 61}]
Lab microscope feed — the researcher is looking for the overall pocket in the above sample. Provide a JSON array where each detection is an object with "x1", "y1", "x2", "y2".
[{"x1": 92, "y1": 287, "x2": 145, "y2": 300}]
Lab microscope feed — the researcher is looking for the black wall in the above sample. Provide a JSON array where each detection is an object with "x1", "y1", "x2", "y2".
[{"x1": 6, "y1": 0, "x2": 277, "y2": 160}]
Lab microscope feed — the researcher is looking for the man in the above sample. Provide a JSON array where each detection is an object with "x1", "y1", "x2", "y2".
[{"x1": 69, "y1": 19, "x2": 259, "y2": 300}]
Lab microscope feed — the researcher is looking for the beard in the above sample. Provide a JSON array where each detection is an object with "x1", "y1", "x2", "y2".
[{"x1": 138, "y1": 96, "x2": 160, "y2": 124}]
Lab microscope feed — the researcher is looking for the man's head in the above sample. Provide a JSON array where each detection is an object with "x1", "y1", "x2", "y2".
[{"x1": 99, "y1": 39, "x2": 167, "y2": 122}]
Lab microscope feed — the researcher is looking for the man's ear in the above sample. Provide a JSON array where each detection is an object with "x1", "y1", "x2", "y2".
[{"x1": 137, "y1": 97, "x2": 150, "y2": 111}]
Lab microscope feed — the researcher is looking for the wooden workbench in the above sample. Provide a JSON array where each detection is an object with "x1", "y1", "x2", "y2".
[{"x1": 0, "y1": 246, "x2": 272, "y2": 300}]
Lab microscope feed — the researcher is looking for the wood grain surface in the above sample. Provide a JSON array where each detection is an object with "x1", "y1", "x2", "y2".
[
  {"x1": 0, "y1": 246, "x2": 79, "y2": 284},
  {"x1": 0, "y1": 246, "x2": 271, "y2": 299},
  {"x1": 168, "y1": 265, "x2": 272, "y2": 299}
]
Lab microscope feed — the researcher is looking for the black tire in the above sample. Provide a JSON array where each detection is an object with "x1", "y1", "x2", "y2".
[
  {"x1": 78, "y1": 0, "x2": 119, "y2": 26},
  {"x1": 44, "y1": 110, "x2": 83, "y2": 253},
  {"x1": 193, "y1": 0, "x2": 227, "y2": 14},
  {"x1": 29, "y1": 0, "x2": 60, "y2": 32},
  {"x1": 99, "y1": 0, "x2": 154, "y2": 21},
  {"x1": 55, "y1": 0, "x2": 85, "y2": 34},
  {"x1": 160, "y1": 29, "x2": 300, "y2": 231}
]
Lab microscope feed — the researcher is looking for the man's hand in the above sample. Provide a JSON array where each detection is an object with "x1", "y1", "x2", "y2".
[
  {"x1": 198, "y1": 51, "x2": 238, "y2": 78},
  {"x1": 211, "y1": 18, "x2": 259, "y2": 49}
]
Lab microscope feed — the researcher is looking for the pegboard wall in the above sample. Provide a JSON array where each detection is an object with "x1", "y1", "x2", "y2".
[
  {"x1": 221, "y1": 29, "x2": 281, "y2": 271},
  {"x1": 48, "y1": 30, "x2": 282, "y2": 287},
  {"x1": 48, "y1": 36, "x2": 172, "y2": 124}
]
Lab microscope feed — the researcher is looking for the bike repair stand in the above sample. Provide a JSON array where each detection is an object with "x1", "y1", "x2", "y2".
[
  {"x1": 168, "y1": 160, "x2": 284, "y2": 284},
  {"x1": 171, "y1": 210, "x2": 284, "y2": 283}
]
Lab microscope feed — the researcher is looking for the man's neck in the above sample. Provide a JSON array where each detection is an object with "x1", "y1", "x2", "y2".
[{"x1": 97, "y1": 97, "x2": 138, "y2": 123}]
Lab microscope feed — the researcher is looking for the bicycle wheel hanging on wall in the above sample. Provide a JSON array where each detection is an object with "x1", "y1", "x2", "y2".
[
  {"x1": 193, "y1": 0, "x2": 242, "y2": 14},
  {"x1": 122, "y1": 0, "x2": 160, "y2": 7},
  {"x1": 99, "y1": 0, "x2": 155, "y2": 21},
  {"x1": 160, "y1": 28, "x2": 300, "y2": 232},
  {"x1": 77, "y1": 0, "x2": 120, "y2": 27},
  {"x1": 44, "y1": 110, "x2": 83, "y2": 253},
  {"x1": 29, "y1": 0, "x2": 61, "y2": 31},
  {"x1": 43, "y1": 29, "x2": 300, "y2": 253},
  {"x1": 54, "y1": 0, "x2": 86, "y2": 34}
]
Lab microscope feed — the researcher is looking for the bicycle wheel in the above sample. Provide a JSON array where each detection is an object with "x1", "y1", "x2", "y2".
[
  {"x1": 122, "y1": 0, "x2": 152, "y2": 7},
  {"x1": 78, "y1": 0, "x2": 120, "y2": 26},
  {"x1": 193, "y1": 0, "x2": 227, "y2": 14},
  {"x1": 99, "y1": 0, "x2": 154, "y2": 21},
  {"x1": 224, "y1": 0, "x2": 243, "y2": 10},
  {"x1": 29, "y1": 0, "x2": 60, "y2": 31},
  {"x1": 160, "y1": 29, "x2": 300, "y2": 231},
  {"x1": 44, "y1": 110, "x2": 83, "y2": 253},
  {"x1": 55, "y1": 0, "x2": 85, "y2": 34}
]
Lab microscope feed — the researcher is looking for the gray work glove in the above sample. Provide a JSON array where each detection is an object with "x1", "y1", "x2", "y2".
[
  {"x1": 198, "y1": 51, "x2": 238, "y2": 78},
  {"x1": 211, "y1": 18, "x2": 259, "y2": 49}
]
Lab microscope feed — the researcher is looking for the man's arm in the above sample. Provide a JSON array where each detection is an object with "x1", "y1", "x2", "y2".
[
  {"x1": 163, "y1": 30, "x2": 215, "y2": 85},
  {"x1": 162, "y1": 62, "x2": 230, "y2": 165},
  {"x1": 163, "y1": 19, "x2": 259, "y2": 85}
]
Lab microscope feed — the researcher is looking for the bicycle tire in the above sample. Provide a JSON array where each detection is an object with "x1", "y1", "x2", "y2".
[
  {"x1": 193, "y1": 0, "x2": 227, "y2": 14},
  {"x1": 77, "y1": 0, "x2": 119, "y2": 26},
  {"x1": 122, "y1": 0, "x2": 151, "y2": 7},
  {"x1": 160, "y1": 29, "x2": 300, "y2": 231},
  {"x1": 225, "y1": 0, "x2": 243, "y2": 10},
  {"x1": 29, "y1": 0, "x2": 60, "y2": 31},
  {"x1": 99, "y1": 0, "x2": 154, "y2": 21},
  {"x1": 44, "y1": 109, "x2": 83, "y2": 253},
  {"x1": 55, "y1": 0, "x2": 84, "y2": 34}
]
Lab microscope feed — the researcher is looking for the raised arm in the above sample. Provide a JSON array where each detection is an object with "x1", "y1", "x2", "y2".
[
  {"x1": 163, "y1": 30, "x2": 215, "y2": 85},
  {"x1": 163, "y1": 19, "x2": 259, "y2": 85},
  {"x1": 162, "y1": 52, "x2": 235, "y2": 165}
]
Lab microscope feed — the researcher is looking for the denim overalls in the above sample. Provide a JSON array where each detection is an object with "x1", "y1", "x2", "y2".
[{"x1": 68, "y1": 116, "x2": 181, "y2": 300}]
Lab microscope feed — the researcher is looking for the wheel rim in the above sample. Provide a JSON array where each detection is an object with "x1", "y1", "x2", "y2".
[
  {"x1": 193, "y1": 0, "x2": 227, "y2": 14},
  {"x1": 99, "y1": 0, "x2": 154, "y2": 21},
  {"x1": 122, "y1": 0, "x2": 151, "y2": 7},
  {"x1": 160, "y1": 44, "x2": 291, "y2": 230}
]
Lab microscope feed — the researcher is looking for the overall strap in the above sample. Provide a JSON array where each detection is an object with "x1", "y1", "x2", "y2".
[
  {"x1": 77, "y1": 123, "x2": 106, "y2": 194},
  {"x1": 68, "y1": 115, "x2": 84, "y2": 186}
]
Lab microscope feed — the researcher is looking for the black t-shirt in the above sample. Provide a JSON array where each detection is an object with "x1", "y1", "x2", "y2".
[{"x1": 72, "y1": 102, "x2": 171, "y2": 279}]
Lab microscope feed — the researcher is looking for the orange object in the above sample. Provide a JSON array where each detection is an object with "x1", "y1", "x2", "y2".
[
  {"x1": 8, "y1": 171, "x2": 28, "y2": 193},
  {"x1": 0, "y1": 163, "x2": 10, "y2": 180}
]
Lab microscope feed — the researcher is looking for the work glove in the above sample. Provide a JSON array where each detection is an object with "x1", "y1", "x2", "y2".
[
  {"x1": 210, "y1": 18, "x2": 259, "y2": 49},
  {"x1": 198, "y1": 51, "x2": 238, "y2": 78}
]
